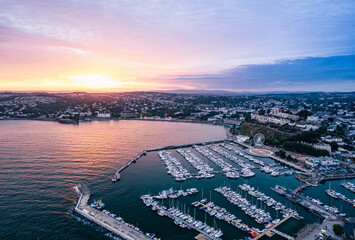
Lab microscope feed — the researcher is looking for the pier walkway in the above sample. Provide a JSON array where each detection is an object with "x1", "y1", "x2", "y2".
[
  {"x1": 271, "y1": 229, "x2": 295, "y2": 240},
  {"x1": 268, "y1": 155, "x2": 310, "y2": 174},
  {"x1": 75, "y1": 184, "x2": 151, "y2": 240},
  {"x1": 271, "y1": 186, "x2": 333, "y2": 219},
  {"x1": 320, "y1": 173, "x2": 355, "y2": 181},
  {"x1": 252, "y1": 214, "x2": 294, "y2": 240},
  {"x1": 293, "y1": 183, "x2": 312, "y2": 194}
]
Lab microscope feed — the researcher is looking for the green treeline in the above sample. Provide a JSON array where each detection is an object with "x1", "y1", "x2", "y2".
[{"x1": 282, "y1": 141, "x2": 330, "y2": 157}]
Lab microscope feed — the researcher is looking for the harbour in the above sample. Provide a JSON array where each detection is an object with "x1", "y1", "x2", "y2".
[
  {"x1": 98, "y1": 137, "x2": 355, "y2": 239},
  {"x1": 92, "y1": 139, "x2": 354, "y2": 239},
  {"x1": 2, "y1": 120, "x2": 354, "y2": 240}
]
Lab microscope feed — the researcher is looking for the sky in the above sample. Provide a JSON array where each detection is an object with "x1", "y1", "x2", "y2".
[{"x1": 0, "y1": 0, "x2": 354, "y2": 92}]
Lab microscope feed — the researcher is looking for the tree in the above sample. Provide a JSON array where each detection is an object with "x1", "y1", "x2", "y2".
[
  {"x1": 282, "y1": 141, "x2": 330, "y2": 157},
  {"x1": 332, "y1": 224, "x2": 344, "y2": 236},
  {"x1": 335, "y1": 125, "x2": 345, "y2": 136},
  {"x1": 330, "y1": 142, "x2": 339, "y2": 151},
  {"x1": 271, "y1": 139, "x2": 280, "y2": 147},
  {"x1": 297, "y1": 110, "x2": 313, "y2": 119},
  {"x1": 258, "y1": 109, "x2": 265, "y2": 115},
  {"x1": 275, "y1": 150, "x2": 286, "y2": 158}
]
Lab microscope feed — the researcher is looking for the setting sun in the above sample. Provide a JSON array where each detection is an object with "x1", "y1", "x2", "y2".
[{"x1": 67, "y1": 73, "x2": 127, "y2": 89}]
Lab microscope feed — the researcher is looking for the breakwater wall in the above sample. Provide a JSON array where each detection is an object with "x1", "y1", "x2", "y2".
[
  {"x1": 115, "y1": 139, "x2": 230, "y2": 175},
  {"x1": 74, "y1": 184, "x2": 151, "y2": 240}
]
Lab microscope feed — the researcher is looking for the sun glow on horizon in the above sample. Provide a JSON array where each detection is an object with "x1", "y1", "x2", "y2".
[{"x1": 67, "y1": 73, "x2": 136, "y2": 89}]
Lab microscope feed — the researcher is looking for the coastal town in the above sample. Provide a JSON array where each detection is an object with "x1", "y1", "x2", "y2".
[{"x1": 1, "y1": 91, "x2": 354, "y2": 161}]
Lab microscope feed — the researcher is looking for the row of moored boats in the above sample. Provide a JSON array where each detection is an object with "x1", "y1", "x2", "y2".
[
  {"x1": 192, "y1": 198, "x2": 260, "y2": 238},
  {"x1": 239, "y1": 184, "x2": 302, "y2": 220},
  {"x1": 176, "y1": 148, "x2": 215, "y2": 179},
  {"x1": 326, "y1": 188, "x2": 355, "y2": 207},
  {"x1": 158, "y1": 151, "x2": 191, "y2": 181},
  {"x1": 221, "y1": 143, "x2": 265, "y2": 166},
  {"x1": 208, "y1": 145, "x2": 256, "y2": 177},
  {"x1": 193, "y1": 145, "x2": 240, "y2": 179},
  {"x1": 141, "y1": 194, "x2": 223, "y2": 239},
  {"x1": 341, "y1": 181, "x2": 355, "y2": 193},
  {"x1": 215, "y1": 186, "x2": 276, "y2": 227},
  {"x1": 154, "y1": 187, "x2": 199, "y2": 199}
]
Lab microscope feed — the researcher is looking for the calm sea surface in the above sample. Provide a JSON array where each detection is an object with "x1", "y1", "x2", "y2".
[{"x1": 1, "y1": 120, "x2": 354, "y2": 240}]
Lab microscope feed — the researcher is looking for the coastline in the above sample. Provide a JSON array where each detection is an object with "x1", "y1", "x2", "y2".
[{"x1": 0, "y1": 117, "x2": 226, "y2": 126}]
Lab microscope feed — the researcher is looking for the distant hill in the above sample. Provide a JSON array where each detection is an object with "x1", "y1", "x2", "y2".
[{"x1": 157, "y1": 89, "x2": 311, "y2": 95}]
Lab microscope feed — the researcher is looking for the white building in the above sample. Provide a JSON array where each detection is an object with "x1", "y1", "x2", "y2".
[
  {"x1": 236, "y1": 135, "x2": 250, "y2": 143},
  {"x1": 313, "y1": 143, "x2": 331, "y2": 153},
  {"x1": 307, "y1": 115, "x2": 320, "y2": 123},
  {"x1": 97, "y1": 113, "x2": 111, "y2": 118}
]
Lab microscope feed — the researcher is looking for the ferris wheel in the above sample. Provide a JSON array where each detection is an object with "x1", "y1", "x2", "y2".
[{"x1": 254, "y1": 133, "x2": 265, "y2": 147}]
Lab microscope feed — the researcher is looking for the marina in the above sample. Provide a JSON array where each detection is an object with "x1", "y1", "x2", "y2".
[
  {"x1": 101, "y1": 139, "x2": 354, "y2": 239},
  {"x1": 53, "y1": 121, "x2": 353, "y2": 240},
  {"x1": 77, "y1": 139, "x2": 355, "y2": 240}
]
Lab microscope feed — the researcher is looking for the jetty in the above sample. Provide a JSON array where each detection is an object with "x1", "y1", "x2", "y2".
[
  {"x1": 271, "y1": 185, "x2": 337, "y2": 219},
  {"x1": 145, "y1": 139, "x2": 227, "y2": 152},
  {"x1": 319, "y1": 173, "x2": 355, "y2": 182},
  {"x1": 74, "y1": 183, "x2": 151, "y2": 240},
  {"x1": 293, "y1": 183, "x2": 313, "y2": 194},
  {"x1": 252, "y1": 214, "x2": 294, "y2": 240}
]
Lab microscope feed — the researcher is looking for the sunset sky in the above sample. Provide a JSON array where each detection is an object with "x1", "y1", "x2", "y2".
[{"x1": 1, "y1": 0, "x2": 354, "y2": 92}]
